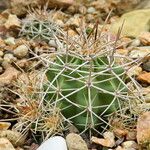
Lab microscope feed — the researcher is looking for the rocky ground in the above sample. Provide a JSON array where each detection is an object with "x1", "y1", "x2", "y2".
[{"x1": 0, "y1": 0, "x2": 150, "y2": 150}]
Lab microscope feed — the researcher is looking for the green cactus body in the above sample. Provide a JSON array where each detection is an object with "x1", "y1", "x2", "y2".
[
  {"x1": 19, "y1": 9, "x2": 61, "y2": 42},
  {"x1": 46, "y1": 53, "x2": 126, "y2": 133}
]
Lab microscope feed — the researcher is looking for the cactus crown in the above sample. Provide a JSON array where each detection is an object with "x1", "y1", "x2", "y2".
[{"x1": 43, "y1": 24, "x2": 140, "y2": 135}]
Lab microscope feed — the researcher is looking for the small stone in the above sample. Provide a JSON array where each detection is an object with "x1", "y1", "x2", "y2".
[
  {"x1": 66, "y1": 14, "x2": 81, "y2": 27},
  {"x1": 66, "y1": 133, "x2": 88, "y2": 150},
  {"x1": 91, "y1": 132, "x2": 115, "y2": 148},
  {"x1": 37, "y1": 136, "x2": 67, "y2": 150},
  {"x1": 1, "y1": 61, "x2": 11, "y2": 69},
  {"x1": 116, "y1": 49, "x2": 129, "y2": 56},
  {"x1": 139, "y1": 32, "x2": 150, "y2": 45},
  {"x1": 86, "y1": 14, "x2": 94, "y2": 23},
  {"x1": 0, "y1": 138, "x2": 15, "y2": 150},
  {"x1": 122, "y1": 141, "x2": 138, "y2": 149},
  {"x1": 4, "y1": 14, "x2": 21, "y2": 29},
  {"x1": 0, "y1": 130, "x2": 25, "y2": 146},
  {"x1": 137, "y1": 112, "x2": 150, "y2": 146},
  {"x1": 67, "y1": 5, "x2": 76, "y2": 14},
  {"x1": 137, "y1": 72, "x2": 150, "y2": 84},
  {"x1": 127, "y1": 66, "x2": 142, "y2": 77},
  {"x1": 87, "y1": 7, "x2": 96, "y2": 14},
  {"x1": 113, "y1": 128, "x2": 128, "y2": 138},
  {"x1": 14, "y1": 44, "x2": 28, "y2": 58},
  {"x1": 126, "y1": 131, "x2": 137, "y2": 141},
  {"x1": 116, "y1": 146, "x2": 125, "y2": 150},
  {"x1": 16, "y1": 59, "x2": 28, "y2": 68},
  {"x1": 79, "y1": 6, "x2": 87, "y2": 14},
  {"x1": 0, "y1": 51, "x2": 4, "y2": 57},
  {"x1": 0, "y1": 57, "x2": 3, "y2": 63},
  {"x1": 142, "y1": 60, "x2": 150, "y2": 72},
  {"x1": 4, "y1": 37, "x2": 15, "y2": 45},
  {"x1": 0, "y1": 67, "x2": 20, "y2": 86},
  {"x1": 49, "y1": 40, "x2": 57, "y2": 48},
  {"x1": 3, "y1": 53, "x2": 16, "y2": 63},
  {"x1": 0, "y1": 122, "x2": 11, "y2": 130},
  {"x1": 131, "y1": 39, "x2": 141, "y2": 47},
  {"x1": 129, "y1": 47, "x2": 150, "y2": 58},
  {"x1": 0, "y1": 67, "x2": 3, "y2": 73}
]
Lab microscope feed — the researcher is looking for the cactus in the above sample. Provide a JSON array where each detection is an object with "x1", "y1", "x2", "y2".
[
  {"x1": 43, "y1": 25, "x2": 134, "y2": 135},
  {"x1": 19, "y1": 7, "x2": 62, "y2": 42}
]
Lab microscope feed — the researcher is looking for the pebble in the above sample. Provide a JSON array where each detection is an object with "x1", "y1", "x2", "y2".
[
  {"x1": 66, "y1": 133, "x2": 88, "y2": 150},
  {"x1": 49, "y1": 40, "x2": 57, "y2": 48},
  {"x1": 3, "y1": 53, "x2": 16, "y2": 63},
  {"x1": 137, "y1": 72, "x2": 150, "y2": 84},
  {"x1": 142, "y1": 60, "x2": 150, "y2": 71},
  {"x1": 87, "y1": 7, "x2": 96, "y2": 14},
  {"x1": 139, "y1": 32, "x2": 150, "y2": 45},
  {"x1": 129, "y1": 47, "x2": 150, "y2": 58},
  {"x1": 0, "y1": 122, "x2": 11, "y2": 130},
  {"x1": 91, "y1": 132, "x2": 115, "y2": 148},
  {"x1": 0, "y1": 130, "x2": 25, "y2": 146},
  {"x1": 130, "y1": 39, "x2": 141, "y2": 47},
  {"x1": 66, "y1": 15, "x2": 80, "y2": 27},
  {"x1": 126, "y1": 131, "x2": 137, "y2": 141},
  {"x1": 4, "y1": 37, "x2": 15, "y2": 45},
  {"x1": 122, "y1": 141, "x2": 138, "y2": 149},
  {"x1": 13, "y1": 45, "x2": 28, "y2": 58},
  {"x1": 0, "y1": 67, "x2": 20, "y2": 86},
  {"x1": 4, "y1": 14, "x2": 21, "y2": 29},
  {"x1": 127, "y1": 66, "x2": 142, "y2": 77},
  {"x1": 79, "y1": 6, "x2": 87, "y2": 14},
  {"x1": 37, "y1": 136, "x2": 67, "y2": 150},
  {"x1": 0, "y1": 57, "x2": 3, "y2": 63},
  {"x1": 0, "y1": 67, "x2": 3, "y2": 73},
  {"x1": 137, "y1": 112, "x2": 150, "y2": 146},
  {"x1": 0, "y1": 138, "x2": 15, "y2": 150},
  {"x1": 0, "y1": 51, "x2": 4, "y2": 57}
]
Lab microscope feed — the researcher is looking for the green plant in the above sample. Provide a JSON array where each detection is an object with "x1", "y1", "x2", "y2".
[
  {"x1": 19, "y1": 7, "x2": 62, "y2": 42},
  {"x1": 43, "y1": 25, "x2": 137, "y2": 135}
]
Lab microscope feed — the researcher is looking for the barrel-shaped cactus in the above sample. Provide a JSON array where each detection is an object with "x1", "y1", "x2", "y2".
[{"x1": 44, "y1": 26, "x2": 129, "y2": 134}]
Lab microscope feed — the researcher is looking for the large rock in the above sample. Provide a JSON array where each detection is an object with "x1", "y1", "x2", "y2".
[
  {"x1": 66, "y1": 133, "x2": 88, "y2": 150},
  {"x1": 110, "y1": 9, "x2": 150, "y2": 37}
]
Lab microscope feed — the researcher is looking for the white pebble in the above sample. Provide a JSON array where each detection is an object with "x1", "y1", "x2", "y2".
[
  {"x1": 4, "y1": 37, "x2": 15, "y2": 45},
  {"x1": 0, "y1": 51, "x2": 4, "y2": 57},
  {"x1": 4, "y1": 53, "x2": 16, "y2": 63},
  {"x1": 87, "y1": 7, "x2": 96, "y2": 14},
  {"x1": 14, "y1": 45, "x2": 28, "y2": 58},
  {"x1": 37, "y1": 136, "x2": 67, "y2": 150},
  {"x1": 131, "y1": 39, "x2": 140, "y2": 47}
]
